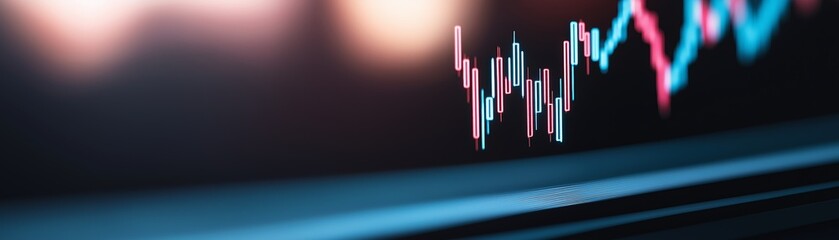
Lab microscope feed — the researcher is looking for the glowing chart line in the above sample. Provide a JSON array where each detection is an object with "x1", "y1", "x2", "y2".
[
  {"x1": 454, "y1": 0, "x2": 804, "y2": 150},
  {"x1": 631, "y1": 0, "x2": 672, "y2": 116},
  {"x1": 454, "y1": 26, "x2": 462, "y2": 71},
  {"x1": 563, "y1": 41, "x2": 570, "y2": 112},
  {"x1": 525, "y1": 79, "x2": 534, "y2": 146},
  {"x1": 471, "y1": 66, "x2": 479, "y2": 143}
]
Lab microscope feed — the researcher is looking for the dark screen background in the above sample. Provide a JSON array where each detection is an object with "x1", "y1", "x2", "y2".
[{"x1": 1, "y1": 1, "x2": 837, "y2": 200}]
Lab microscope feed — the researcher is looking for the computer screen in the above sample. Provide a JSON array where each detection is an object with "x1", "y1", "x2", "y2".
[{"x1": 1, "y1": 1, "x2": 838, "y2": 239}]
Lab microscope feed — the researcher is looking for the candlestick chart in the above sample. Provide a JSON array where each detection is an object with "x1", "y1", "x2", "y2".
[{"x1": 455, "y1": 0, "x2": 817, "y2": 151}]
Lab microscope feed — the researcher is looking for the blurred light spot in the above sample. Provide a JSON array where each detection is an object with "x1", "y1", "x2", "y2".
[
  {"x1": 332, "y1": 0, "x2": 477, "y2": 75},
  {"x1": 156, "y1": 0, "x2": 304, "y2": 66},
  {"x1": 2, "y1": 0, "x2": 304, "y2": 85},
  {"x1": 3, "y1": 0, "x2": 148, "y2": 81},
  {"x1": 794, "y1": 0, "x2": 820, "y2": 16}
]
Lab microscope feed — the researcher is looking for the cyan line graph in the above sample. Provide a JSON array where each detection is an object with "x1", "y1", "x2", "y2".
[{"x1": 455, "y1": 0, "x2": 809, "y2": 151}]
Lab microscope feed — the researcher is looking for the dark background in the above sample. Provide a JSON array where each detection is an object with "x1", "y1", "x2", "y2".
[{"x1": 1, "y1": 1, "x2": 837, "y2": 200}]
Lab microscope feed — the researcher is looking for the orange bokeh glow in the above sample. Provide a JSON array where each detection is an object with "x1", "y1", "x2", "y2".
[
  {"x1": 332, "y1": 0, "x2": 481, "y2": 75},
  {"x1": 2, "y1": 0, "x2": 303, "y2": 84}
]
